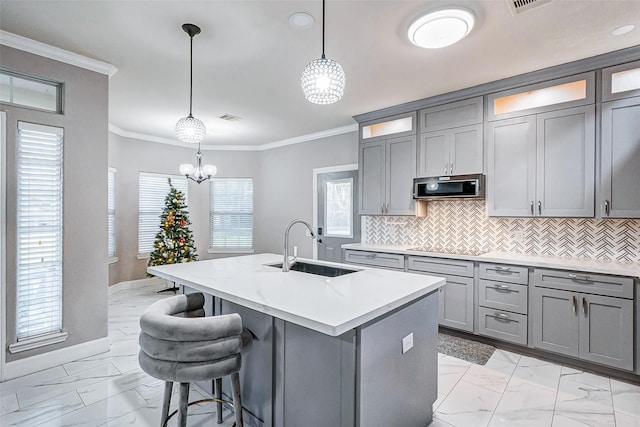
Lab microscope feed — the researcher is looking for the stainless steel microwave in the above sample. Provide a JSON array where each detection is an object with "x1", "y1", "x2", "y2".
[{"x1": 413, "y1": 174, "x2": 485, "y2": 200}]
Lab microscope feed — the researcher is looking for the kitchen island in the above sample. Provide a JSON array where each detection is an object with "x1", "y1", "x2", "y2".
[{"x1": 148, "y1": 253, "x2": 445, "y2": 427}]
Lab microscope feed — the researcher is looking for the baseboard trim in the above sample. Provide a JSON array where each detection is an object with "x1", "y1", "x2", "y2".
[{"x1": 3, "y1": 336, "x2": 110, "y2": 381}]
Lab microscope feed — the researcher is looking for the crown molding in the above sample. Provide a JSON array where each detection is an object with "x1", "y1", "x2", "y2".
[
  {"x1": 109, "y1": 123, "x2": 358, "y2": 152},
  {"x1": 0, "y1": 30, "x2": 118, "y2": 77}
]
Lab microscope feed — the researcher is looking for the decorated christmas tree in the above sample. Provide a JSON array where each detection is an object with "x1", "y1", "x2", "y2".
[{"x1": 148, "y1": 180, "x2": 198, "y2": 271}]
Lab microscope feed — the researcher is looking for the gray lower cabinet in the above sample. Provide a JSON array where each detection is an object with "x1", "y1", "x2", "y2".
[
  {"x1": 358, "y1": 135, "x2": 416, "y2": 215},
  {"x1": 487, "y1": 105, "x2": 596, "y2": 217},
  {"x1": 407, "y1": 256, "x2": 474, "y2": 332},
  {"x1": 343, "y1": 249, "x2": 405, "y2": 270},
  {"x1": 532, "y1": 286, "x2": 634, "y2": 371},
  {"x1": 600, "y1": 96, "x2": 640, "y2": 218}
]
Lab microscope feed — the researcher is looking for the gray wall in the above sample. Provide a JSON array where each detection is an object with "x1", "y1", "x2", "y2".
[
  {"x1": 108, "y1": 134, "x2": 260, "y2": 284},
  {"x1": 255, "y1": 132, "x2": 358, "y2": 258},
  {"x1": 1, "y1": 46, "x2": 109, "y2": 362},
  {"x1": 108, "y1": 130, "x2": 358, "y2": 284}
]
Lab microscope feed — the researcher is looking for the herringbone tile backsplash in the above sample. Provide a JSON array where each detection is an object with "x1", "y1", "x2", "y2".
[{"x1": 364, "y1": 200, "x2": 640, "y2": 263}]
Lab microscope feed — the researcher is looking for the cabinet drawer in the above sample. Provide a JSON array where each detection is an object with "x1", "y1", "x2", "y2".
[
  {"x1": 407, "y1": 256, "x2": 474, "y2": 277},
  {"x1": 344, "y1": 250, "x2": 405, "y2": 270},
  {"x1": 478, "y1": 279, "x2": 528, "y2": 314},
  {"x1": 479, "y1": 263, "x2": 529, "y2": 285},
  {"x1": 533, "y1": 268, "x2": 633, "y2": 299},
  {"x1": 478, "y1": 307, "x2": 528, "y2": 346}
]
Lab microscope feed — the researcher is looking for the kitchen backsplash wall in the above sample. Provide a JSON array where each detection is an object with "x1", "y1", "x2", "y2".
[{"x1": 363, "y1": 200, "x2": 640, "y2": 263}]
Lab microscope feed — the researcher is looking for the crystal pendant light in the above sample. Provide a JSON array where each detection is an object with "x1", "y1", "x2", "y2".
[
  {"x1": 175, "y1": 23, "x2": 206, "y2": 143},
  {"x1": 301, "y1": 0, "x2": 345, "y2": 104},
  {"x1": 179, "y1": 142, "x2": 217, "y2": 184}
]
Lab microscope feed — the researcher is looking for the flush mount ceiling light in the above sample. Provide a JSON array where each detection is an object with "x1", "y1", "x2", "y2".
[
  {"x1": 175, "y1": 23, "x2": 206, "y2": 144},
  {"x1": 408, "y1": 8, "x2": 475, "y2": 49},
  {"x1": 289, "y1": 12, "x2": 314, "y2": 30},
  {"x1": 611, "y1": 24, "x2": 635, "y2": 36},
  {"x1": 301, "y1": 0, "x2": 346, "y2": 104}
]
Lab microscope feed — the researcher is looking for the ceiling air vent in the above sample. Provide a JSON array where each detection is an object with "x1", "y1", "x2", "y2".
[
  {"x1": 507, "y1": 0, "x2": 552, "y2": 15},
  {"x1": 219, "y1": 113, "x2": 242, "y2": 121}
]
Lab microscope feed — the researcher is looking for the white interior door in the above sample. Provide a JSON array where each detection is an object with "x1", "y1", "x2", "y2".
[{"x1": 315, "y1": 167, "x2": 360, "y2": 263}]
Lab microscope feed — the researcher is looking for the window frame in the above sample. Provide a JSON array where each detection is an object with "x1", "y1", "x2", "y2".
[
  {"x1": 0, "y1": 69, "x2": 64, "y2": 114},
  {"x1": 208, "y1": 177, "x2": 254, "y2": 254},
  {"x1": 137, "y1": 172, "x2": 189, "y2": 258}
]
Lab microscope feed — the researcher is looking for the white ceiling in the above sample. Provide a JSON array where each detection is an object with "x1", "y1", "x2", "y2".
[{"x1": 1, "y1": 0, "x2": 639, "y2": 148}]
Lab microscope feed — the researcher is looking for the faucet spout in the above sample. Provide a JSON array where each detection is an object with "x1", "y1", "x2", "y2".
[{"x1": 283, "y1": 219, "x2": 316, "y2": 272}]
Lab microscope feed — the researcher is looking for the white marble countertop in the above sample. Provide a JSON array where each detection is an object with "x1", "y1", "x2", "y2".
[
  {"x1": 342, "y1": 243, "x2": 640, "y2": 279},
  {"x1": 147, "y1": 253, "x2": 445, "y2": 337}
]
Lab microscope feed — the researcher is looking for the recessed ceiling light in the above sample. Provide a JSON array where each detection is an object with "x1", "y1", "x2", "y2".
[
  {"x1": 611, "y1": 24, "x2": 635, "y2": 36},
  {"x1": 289, "y1": 12, "x2": 314, "y2": 30},
  {"x1": 408, "y1": 8, "x2": 475, "y2": 49}
]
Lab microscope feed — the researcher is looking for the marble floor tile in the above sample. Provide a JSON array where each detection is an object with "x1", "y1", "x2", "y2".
[
  {"x1": 555, "y1": 367, "x2": 614, "y2": 416},
  {"x1": 37, "y1": 389, "x2": 148, "y2": 427},
  {"x1": 611, "y1": 379, "x2": 640, "y2": 418},
  {"x1": 435, "y1": 380, "x2": 502, "y2": 427},
  {"x1": 433, "y1": 393, "x2": 448, "y2": 412},
  {"x1": 460, "y1": 364, "x2": 512, "y2": 394},
  {"x1": 0, "y1": 366, "x2": 68, "y2": 397},
  {"x1": 76, "y1": 369, "x2": 156, "y2": 406},
  {"x1": 552, "y1": 412, "x2": 617, "y2": 427},
  {"x1": 1, "y1": 390, "x2": 84, "y2": 426},
  {"x1": 488, "y1": 377, "x2": 556, "y2": 427},
  {"x1": 429, "y1": 418, "x2": 456, "y2": 427},
  {"x1": 484, "y1": 349, "x2": 521, "y2": 377},
  {"x1": 438, "y1": 354, "x2": 471, "y2": 396},
  {"x1": 16, "y1": 363, "x2": 121, "y2": 409},
  {"x1": 1, "y1": 393, "x2": 19, "y2": 416},
  {"x1": 511, "y1": 355, "x2": 562, "y2": 391},
  {"x1": 614, "y1": 411, "x2": 640, "y2": 427}
]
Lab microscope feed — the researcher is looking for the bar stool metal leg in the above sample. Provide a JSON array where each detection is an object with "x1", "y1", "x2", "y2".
[
  {"x1": 161, "y1": 382, "x2": 173, "y2": 427},
  {"x1": 230, "y1": 372, "x2": 243, "y2": 427},
  {"x1": 215, "y1": 377, "x2": 223, "y2": 424},
  {"x1": 178, "y1": 383, "x2": 190, "y2": 427}
]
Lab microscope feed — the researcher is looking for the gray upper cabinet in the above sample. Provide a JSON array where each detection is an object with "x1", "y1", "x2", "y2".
[
  {"x1": 602, "y1": 60, "x2": 640, "y2": 102},
  {"x1": 418, "y1": 124, "x2": 483, "y2": 176},
  {"x1": 487, "y1": 105, "x2": 595, "y2": 217},
  {"x1": 419, "y1": 97, "x2": 483, "y2": 133},
  {"x1": 600, "y1": 97, "x2": 640, "y2": 218},
  {"x1": 359, "y1": 135, "x2": 416, "y2": 215},
  {"x1": 418, "y1": 97, "x2": 483, "y2": 177}
]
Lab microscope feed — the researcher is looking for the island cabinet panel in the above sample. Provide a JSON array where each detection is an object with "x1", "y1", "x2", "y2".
[
  {"x1": 218, "y1": 299, "x2": 274, "y2": 426},
  {"x1": 275, "y1": 320, "x2": 356, "y2": 427},
  {"x1": 600, "y1": 97, "x2": 640, "y2": 218},
  {"x1": 358, "y1": 292, "x2": 438, "y2": 427}
]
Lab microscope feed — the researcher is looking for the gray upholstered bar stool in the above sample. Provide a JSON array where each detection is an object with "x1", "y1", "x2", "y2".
[{"x1": 138, "y1": 292, "x2": 251, "y2": 427}]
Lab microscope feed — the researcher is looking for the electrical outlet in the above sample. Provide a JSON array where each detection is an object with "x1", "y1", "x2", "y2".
[
  {"x1": 513, "y1": 230, "x2": 524, "y2": 242},
  {"x1": 402, "y1": 333, "x2": 414, "y2": 354}
]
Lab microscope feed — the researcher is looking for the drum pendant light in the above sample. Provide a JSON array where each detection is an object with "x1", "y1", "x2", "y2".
[
  {"x1": 175, "y1": 23, "x2": 206, "y2": 143},
  {"x1": 301, "y1": 0, "x2": 345, "y2": 104}
]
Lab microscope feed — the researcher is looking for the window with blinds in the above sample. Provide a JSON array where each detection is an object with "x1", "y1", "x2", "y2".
[
  {"x1": 16, "y1": 121, "x2": 64, "y2": 340},
  {"x1": 138, "y1": 173, "x2": 188, "y2": 254},
  {"x1": 210, "y1": 178, "x2": 253, "y2": 251},
  {"x1": 108, "y1": 168, "x2": 116, "y2": 258}
]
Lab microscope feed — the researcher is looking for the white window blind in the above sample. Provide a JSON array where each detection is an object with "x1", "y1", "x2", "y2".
[
  {"x1": 210, "y1": 178, "x2": 253, "y2": 250},
  {"x1": 138, "y1": 173, "x2": 188, "y2": 254},
  {"x1": 108, "y1": 168, "x2": 116, "y2": 258},
  {"x1": 16, "y1": 121, "x2": 64, "y2": 340}
]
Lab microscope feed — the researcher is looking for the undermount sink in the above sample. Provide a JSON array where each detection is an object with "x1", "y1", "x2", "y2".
[{"x1": 267, "y1": 261, "x2": 359, "y2": 277}]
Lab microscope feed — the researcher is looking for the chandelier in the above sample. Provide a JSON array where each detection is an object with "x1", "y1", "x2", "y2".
[
  {"x1": 179, "y1": 142, "x2": 217, "y2": 184},
  {"x1": 175, "y1": 23, "x2": 206, "y2": 144},
  {"x1": 301, "y1": 0, "x2": 345, "y2": 104}
]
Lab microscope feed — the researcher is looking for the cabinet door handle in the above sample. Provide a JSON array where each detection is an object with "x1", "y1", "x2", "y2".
[
  {"x1": 582, "y1": 297, "x2": 587, "y2": 316},
  {"x1": 494, "y1": 266, "x2": 512, "y2": 274},
  {"x1": 538, "y1": 201, "x2": 542, "y2": 215},
  {"x1": 604, "y1": 200, "x2": 610, "y2": 216},
  {"x1": 381, "y1": 203, "x2": 384, "y2": 214},
  {"x1": 450, "y1": 162, "x2": 454, "y2": 174},
  {"x1": 572, "y1": 295, "x2": 577, "y2": 315},
  {"x1": 444, "y1": 162, "x2": 448, "y2": 174},
  {"x1": 384, "y1": 202, "x2": 388, "y2": 214},
  {"x1": 495, "y1": 284, "x2": 511, "y2": 292},
  {"x1": 530, "y1": 201, "x2": 534, "y2": 215},
  {"x1": 495, "y1": 312, "x2": 510, "y2": 321},
  {"x1": 366, "y1": 253, "x2": 377, "y2": 259},
  {"x1": 568, "y1": 273, "x2": 591, "y2": 282}
]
